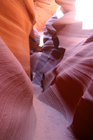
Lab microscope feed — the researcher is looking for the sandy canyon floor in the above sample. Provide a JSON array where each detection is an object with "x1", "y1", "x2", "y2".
[{"x1": 33, "y1": 84, "x2": 78, "y2": 140}]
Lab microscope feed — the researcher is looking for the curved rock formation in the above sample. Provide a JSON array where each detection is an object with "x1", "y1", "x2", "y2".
[
  {"x1": 0, "y1": 0, "x2": 35, "y2": 77},
  {"x1": 0, "y1": 38, "x2": 36, "y2": 140},
  {"x1": 0, "y1": 1, "x2": 36, "y2": 140},
  {"x1": 34, "y1": 0, "x2": 59, "y2": 31},
  {"x1": 0, "y1": 0, "x2": 93, "y2": 140},
  {"x1": 32, "y1": 1, "x2": 93, "y2": 139}
]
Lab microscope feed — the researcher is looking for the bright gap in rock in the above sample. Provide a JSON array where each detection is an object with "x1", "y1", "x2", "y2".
[
  {"x1": 39, "y1": 32, "x2": 44, "y2": 47},
  {"x1": 75, "y1": 0, "x2": 93, "y2": 30},
  {"x1": 56, "y1": 6, "x2": 63, "y2": 19}
]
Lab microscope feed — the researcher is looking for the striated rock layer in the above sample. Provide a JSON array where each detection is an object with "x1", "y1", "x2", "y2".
[
  {"x1": 0, "y1": 0, "x2": 36, "y2": 77},
  {"x1": 33, "y1": 2, "x2": 93, "y2": 139},
  {"x1": 0, "y1": 38, "x2": 36, "y2": 140},
  {"x1": 34, "y1": 0, "x2": 59, "y2": 31},
  {"x1": 0, "y1": 1, "x2": 37, "y2": 140}
]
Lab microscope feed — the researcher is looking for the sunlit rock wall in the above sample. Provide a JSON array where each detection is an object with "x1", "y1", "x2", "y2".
[
  {"x1": 0, "y1": 1, "x2": 36, "y2": 140},
  {"x1": 0, "y1": 0, "x2": 35, "y2": 77},
  {"x1": 34, "y1": 0, "x2": 59, "y2": 31},
  {"x1": 33, "y1": 1, "x2": 93, "y2": 139}
]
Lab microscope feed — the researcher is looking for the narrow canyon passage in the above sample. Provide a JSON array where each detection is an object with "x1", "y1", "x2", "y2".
[
  {"x1": 31, "y1": 53, "x2": 78, "y2": 140},
  {"x1": 0, "y1": 1, "x2": 93, "y2": 140}
]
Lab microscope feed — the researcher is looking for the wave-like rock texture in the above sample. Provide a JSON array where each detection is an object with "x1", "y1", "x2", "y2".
[
  {"x1": 0, "y1": 1, "x2": 37, "y2": 140},
  {"x1": 38, "y1": 33, "x2": 93, "y2": 140},
  {"x1": 33, "y1": 10, "x2": 93, "y2": 86},
  {"x1": 0, "y1": 38, "x2": 36, "y2": 140},
  {"x1": 34, "y1": 9, "x2": 93, "y2": 140},
  {"x1": 33, "y1": 39, "x2": 55, "y2": 85},
  {"x1": 34, "y1": 0, "x2": 59, "y2": 31},
  {"x1": 0, "y1": 0, "x2": 35, "y2": 77}
]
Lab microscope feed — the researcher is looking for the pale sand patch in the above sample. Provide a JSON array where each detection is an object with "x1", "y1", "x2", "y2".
[{"x1": 33, "y1": 84, "x2": 77, "y2": 140}]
